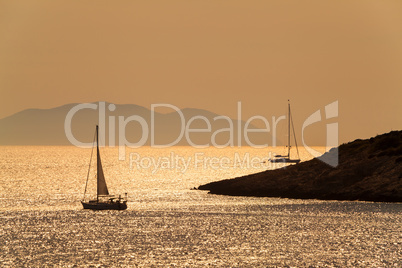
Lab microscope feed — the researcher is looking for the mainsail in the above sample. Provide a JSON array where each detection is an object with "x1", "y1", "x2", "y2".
[{"x1": 97, "y1": 144, "x2": 109, "y2": 196}]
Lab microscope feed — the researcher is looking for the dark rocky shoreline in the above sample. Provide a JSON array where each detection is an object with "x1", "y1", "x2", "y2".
[{"x1": 198, "y1": 131, "x2": 402, "y2": 202}]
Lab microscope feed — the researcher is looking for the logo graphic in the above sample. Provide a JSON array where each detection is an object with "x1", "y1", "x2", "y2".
[
  {"x1": 64, "y1": 100, "x2": 339, "y2": 169},
  {"x1": 301, "y1": 101, "x2": 339, "y2": 167}
]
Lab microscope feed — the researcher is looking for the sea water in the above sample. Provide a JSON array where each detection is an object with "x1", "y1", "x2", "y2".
[{"x1": 0, "y1": 146, "x2": 400, "y2": 267}]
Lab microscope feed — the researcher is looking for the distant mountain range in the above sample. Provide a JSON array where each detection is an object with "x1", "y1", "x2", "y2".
[{"x1": 0, "y1": 102, "x2": 274, "y2": 146}]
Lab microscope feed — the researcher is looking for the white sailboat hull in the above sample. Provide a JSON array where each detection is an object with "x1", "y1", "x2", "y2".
[{"x1": 269, "y1": 158, "x2": 301, "y2": 163}]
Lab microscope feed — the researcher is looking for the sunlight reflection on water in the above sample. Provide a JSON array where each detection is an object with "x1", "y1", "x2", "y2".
[{"x1": 0, "y1": 146, "x2": 400, "y2": 267}]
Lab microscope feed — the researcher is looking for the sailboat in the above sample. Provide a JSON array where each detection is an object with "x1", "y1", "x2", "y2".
[
  {"x1": 81, "y1": 125, "x2": 128, "y2": 210},
  {"x1": 270, "y1": 100, "x2": 301, "y2": 164}
]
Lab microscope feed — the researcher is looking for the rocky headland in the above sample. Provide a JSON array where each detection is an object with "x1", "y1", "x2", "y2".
[{"x1": 198, "y1": 131, "x2": 402, "y2": 202}]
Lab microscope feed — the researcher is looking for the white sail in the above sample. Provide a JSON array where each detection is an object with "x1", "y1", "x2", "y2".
[{"x1": 97, "y1": 132, "x2": 109, "y2": 196}]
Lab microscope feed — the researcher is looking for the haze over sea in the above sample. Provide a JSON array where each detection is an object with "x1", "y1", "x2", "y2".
[{"x1": 0, "y1": 146, "x2": 400, "y2": 267}]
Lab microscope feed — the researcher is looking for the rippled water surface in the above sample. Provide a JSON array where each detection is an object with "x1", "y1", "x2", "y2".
[{"x1": 0, "y1": 146, "x2": 401, "y2": 267}]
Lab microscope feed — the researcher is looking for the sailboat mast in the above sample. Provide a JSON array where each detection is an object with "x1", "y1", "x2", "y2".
[
  {"x1": 96, "y1": 125, "x2": 99, "y2": 202},
  {"x1": 288, "y1": 100, "x2": 290, "y2": 158},
  {"x1": 96, "y1": 125, "x2": 99, "y2": 150}
]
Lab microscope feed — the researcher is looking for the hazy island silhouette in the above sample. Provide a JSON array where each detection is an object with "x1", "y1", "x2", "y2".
[
  {"x1": 0, "y1": 102, "x2": 273, "y2": 146},
  {"x1": 198, "y1": 131, "x2": 402, "y2": 202}
]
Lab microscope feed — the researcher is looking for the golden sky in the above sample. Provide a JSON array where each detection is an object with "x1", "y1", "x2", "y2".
[{"x1": 1, "y1": 0, "x2": 401, "y2": 144}]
